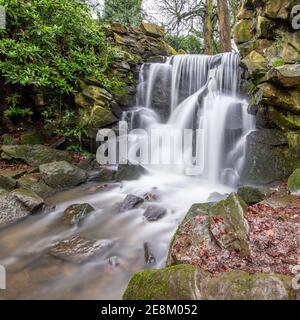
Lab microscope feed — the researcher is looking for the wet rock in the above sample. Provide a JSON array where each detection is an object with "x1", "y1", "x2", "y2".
[
  {"x1": 209, "y1": 193, "x2": 250, "y2": 256},
  {"x1": 123, "y1": 265, "x2": 296, "y2": 300},
  {"x1": 1, "y1": 145, "x2": 70, "y2": 167},
  {"x1": 143, "y1": 242, "x2": 156, "y2": 265},
  {"x1": 49, "y1": 236, "x2": 114, "y2": 263},
  {"x1": 11, "y1": 188, "x2": 44, "y2": 213},
  {"x1": 114, "y1": 163, "x2": 146, "y2": 181},
  {"x1": 0, "y1": 192, "x2": 30, "y2": 228},
  {"x1": 237, "y1": 185, "x2": 272, "y2": 205},
  {"x1": 18, "y1": 173, "x2": 55, "y2": 199},
  {"x1": 107, "y1": 256, "x2": 125, "y2": 267},
  {"x1": 143, "y1": 205, "x2": 167, "y2": 222},
  {"x1": 87, "y1": 168, "x2": 115, "y2": 183},
  {"x1": 0, "y1": 174, "x2": 17, "y2": 191},
  {"x1": 288, "y1": 168, "x2": 300, "y2": 195},
  {"x1": 39, "y1": 161, "x2": 87, "y2": 190},
  {"x1": 63, "y1": 203, "x2": 94, "y2": 226},
  {"x1": 119, "y1": 194, "x2": 144, "y2": 212}
]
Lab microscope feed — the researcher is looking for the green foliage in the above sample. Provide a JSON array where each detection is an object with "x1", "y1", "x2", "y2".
[
  {"x1": 42, "y1": 104, "x2": 88, "y2": 146},
  {"x1": 4, "y1": 106, "x2": 33, "y2": 119},
  {"x1": 165, "y1": 34, "x2": 203, "y2": 54},
  {"x1": 104, "y1": 0, "x2": 143, "y2": 27},
  {"x1": 0, "y1": 0, "x2": 115, "y2": 94}
]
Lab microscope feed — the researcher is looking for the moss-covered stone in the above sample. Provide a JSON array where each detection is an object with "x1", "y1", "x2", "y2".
[
  {"x1": 1, "y1": 145, "x2": 70, "y2": 167},
  {"x1": 233, "y1": 19, "x2": 253, "y2": 44},
  {"x1": 39, "y1": 161, "x2": 87, "y2": 190},
  {"x1": 237, "y1": 186, "x2": 272, "y2": 205},
  {"x1": 288, "y1": 168, "x2": 300, "y2": 194},
  {"x1": 114, "y1": 164, "x2": 146, "y2": 181},
  {"x1": 89, "y1": 105, "x2": 118, "y2": 128},
  {"x1": 209, "y1": 193, "x2": 250, "y2": 256},
  {"x1": 141, "y1": 22, "x2": 165, "y2": 38},
  {"x1": 11, "y1": 188, "x2": 44, "y2": 212},
  {"x1": 0, "y1": 174, "x2": 17, "y2": 191},
  {"x1": 123, "y1": 265, "x2": 296, "y2": 300},
  {"x1": 256, "y1": 16, "x2": 275, "y2": 39},
  {"x1": 241, "y1": 51, "x2": 268, "y2": 79},
  {"x1": 18, "y1": 173, "x2": 55, "y2": 199}
]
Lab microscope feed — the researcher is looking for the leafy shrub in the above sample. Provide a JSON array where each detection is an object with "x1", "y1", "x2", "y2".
[
  {"x1": 0, "y1": 0, "x2": 121, "y2": 94},
  {"x1": 165, "y1": 34, "x2": 203, "y2": 54}
]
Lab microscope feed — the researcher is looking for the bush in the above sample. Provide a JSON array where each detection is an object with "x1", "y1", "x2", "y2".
[{"x1": 0, "y1": 0, "x2": 118, "y2": 94}]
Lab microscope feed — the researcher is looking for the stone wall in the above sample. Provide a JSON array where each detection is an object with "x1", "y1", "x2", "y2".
[
  {"x1": 233, "y1": 0, "x2": 300, "y2": 184},
  {"x1": 74, "y1": 22, "x2": 176, "y2": 140}
]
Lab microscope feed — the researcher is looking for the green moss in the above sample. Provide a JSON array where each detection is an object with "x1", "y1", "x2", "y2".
[
  {"x1": 272, "y1": 59, "x2": 285, "y2": 67},
  {"x1": 123, "y1": 264, "x2": 196, "y2": 300},
  {"x1": 288, "y1": 168, "x2": 300, "y2": 194}
]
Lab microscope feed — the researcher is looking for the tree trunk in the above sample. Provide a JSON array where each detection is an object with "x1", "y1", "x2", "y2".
[
  {"x1": 204, "y1": 0, "x2": 213, "y2": 55},
  {"x1": 217, "y1": 0, "x2": 232, "y2": 52}
]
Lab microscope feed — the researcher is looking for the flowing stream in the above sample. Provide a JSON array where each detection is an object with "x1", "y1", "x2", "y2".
[{"x1": 0, "y1": 53, "x2": 255, "y2": 300}]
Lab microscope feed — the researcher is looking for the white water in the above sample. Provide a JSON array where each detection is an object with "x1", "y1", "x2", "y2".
[{"x1": 0, "y1": 53, "x2": 255, "y2": 300}]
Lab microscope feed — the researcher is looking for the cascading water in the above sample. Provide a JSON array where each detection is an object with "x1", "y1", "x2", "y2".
[
  {"x1": 125, "y1": 52, "x2": 255, "y2": 187},
  {"x1": 0, "y1": 53, "x2": 255, "y2": 300}
]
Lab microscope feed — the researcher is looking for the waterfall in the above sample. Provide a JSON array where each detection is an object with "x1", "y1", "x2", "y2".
[{"x1": 123, "y1": 53, "x2": 255, "y2": 188}]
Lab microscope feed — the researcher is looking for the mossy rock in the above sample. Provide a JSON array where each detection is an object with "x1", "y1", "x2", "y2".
[
  {"x1": 11, "y1": 188, "x2": 44, "y2": 213},
  {"x1": 123, "y1": 265, "x2": 296, "y2": 300},
  {"x1": 209, "y1": 193, "x2": 250, "y2": 256},
  {"x1": 237, "y1": 186, "x2": 272, "y2": 205},
  {"x1": 1, "y1": 145, "x2": 70, "y2": 167},
  {"x1": 233, "y1": 19, "x2": 253, "y2": 44},
  {"x1": 0, "y1": 174, "x2": 17, "y2": 191},
  {"x1": 39, "y1": 161, "x2": 87, "y2": 190},
  {"x1": 288, "y1": 168, "x2": 300, "y2": 194},
  {"x1": 141, "y1": 22, "x2": 164, "y2": 38},
  {"x1": 243, "y1": 129, "x2": 299, "y2": 184},
  {"x1": 241, "y1": 51, "x2": 268, "y2": 80},
  {"x1": 89, "y1": 105, "x2": 118, "y2": 128},
  {"x1": 268, "y1": 107, "x2": 300, "y2": 130},
  {"x1": 18, "y1": 173, "x2": 55, "y2": 199}
]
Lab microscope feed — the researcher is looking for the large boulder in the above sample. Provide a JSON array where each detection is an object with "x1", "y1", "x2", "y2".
[
  {"x1": 89, "y1": 105, "x2": 118, "y2": 128},
  {"x1": 209, "y1": 193, "x2": 250, "y2": 256},
  {"x1": 39, "y1": 161, "x2": 87, "y2": 190},
  {"x1": 123, "y1": 265, "x2": 295, "y2": 300},
  {"x1": 264, "y1": 0, "x2": 298, "y2": 20},
  {"x1": 0, "y1": 192, "x2": 30, "y2": 228},
  {"x1": 241, "y1": 51, "x2": 268, "y2": 80},
  {"x1": 242, "y1": 129, "x2": 298, "y2": 184},
  {"x1": 1, "y1": 145, "x2": 70, "y2": 167}
]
